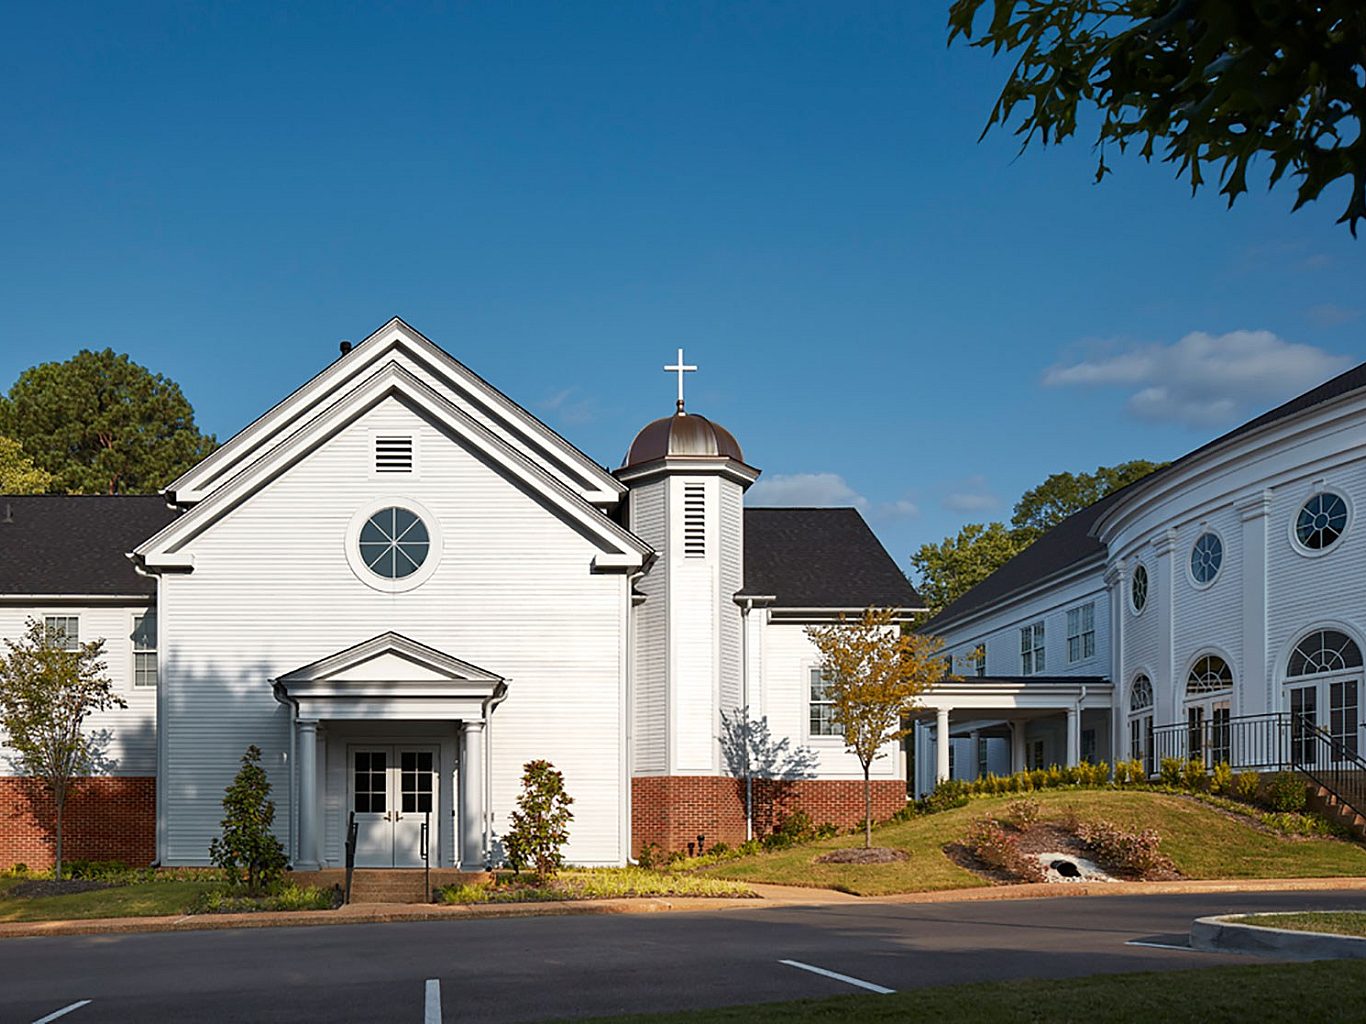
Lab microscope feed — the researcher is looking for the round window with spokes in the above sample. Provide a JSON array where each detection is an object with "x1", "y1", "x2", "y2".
[{"x1": 358, "y1": 506, "x2": 430, "y2": 579}]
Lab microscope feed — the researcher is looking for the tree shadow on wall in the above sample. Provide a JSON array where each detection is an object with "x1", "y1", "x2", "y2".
[{"x1": 718, "y1": 706, "x2": 819, "y2": 837}]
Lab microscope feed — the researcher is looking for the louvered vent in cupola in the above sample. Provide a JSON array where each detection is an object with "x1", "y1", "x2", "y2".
[
  {"x1": 374, "y1": 435, "x2": 414, "y2": 474},
  {"x1": 683, "y1": 482, "x2": 706, "y2": 558}
]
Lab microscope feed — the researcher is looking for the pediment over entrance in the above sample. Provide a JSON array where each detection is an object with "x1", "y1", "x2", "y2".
[{"x1": 272, "y1": 632, "x2": 506, "y2": 720}]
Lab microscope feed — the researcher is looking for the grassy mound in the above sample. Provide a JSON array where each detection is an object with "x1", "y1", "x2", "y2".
[{"x1": 702, "y1": 789, "x2": 1366, "y2": 895}]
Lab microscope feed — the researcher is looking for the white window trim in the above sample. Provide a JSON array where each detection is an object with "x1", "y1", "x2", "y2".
[
  {"x1": 1288, "y1": 487, "x2": 1352, "y2": 559},
  {"x1": 1187, "y1": 528, "x2": 1225, "y2": 590},
  {"x1": 1020, "y1": 621, "x2": 1045, "y2": 676},
  {"x1": 1130, "y1": 561, "x2": 1149, "y2": 616},
  {"x1": 42, "y1": 613, "x2": 80, "y2": 651},
  {"x1": 344, "y1": 497, "x2": 443, "y2": 594},
  {"x1": 131, "y1": 609, "x2": 157, "y2": 688},
  {"x1": 1066, "y1": 602, "x2": 1096, "y2": 664},
  {"x1": 806, "y1": 666, "x2": 842, "y2": 741}
]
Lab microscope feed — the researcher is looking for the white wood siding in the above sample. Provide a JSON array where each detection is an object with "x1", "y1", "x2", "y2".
[
  {"x1": 160, "y1": 396, "x2": 628, "y2": 866},
  {"x1": 718, "y1": 480, "x2": 745, "y2": 729},
  {"x1": 629, "y1": 480, "x2": 668, "y2": 774},
  {"x1": 0, "y1": 603, "x2": 157, "y2": 776}
]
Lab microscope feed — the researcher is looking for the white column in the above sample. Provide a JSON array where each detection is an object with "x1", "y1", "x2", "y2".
[
  {"x1": 935, "y1": 707, "x2": 951, "y2": 783},
  {"x1": 1011, "y1": 720, "x2": 1027, "y2": 773},
  {"x1": 1066, "y1": 707, "x2": 1080, "y2": 767},
  {"x1": 460, "y1": 720, "x2": 486, "y2": 871},
  {"x1": 296, "y1": 719, "x2": 320, "y2": 871},
  {"x1": 1238, "y1": 491, "x2": 1271, "y2": 719}
]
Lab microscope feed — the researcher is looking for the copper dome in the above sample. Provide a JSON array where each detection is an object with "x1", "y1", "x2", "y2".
[{"x1": 621, "y1": 412, "x2": 744, "y2": 469}]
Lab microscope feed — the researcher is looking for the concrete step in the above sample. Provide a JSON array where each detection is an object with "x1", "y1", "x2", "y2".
[{"x1": 288, "y1": 868, "x2": 492, "y2": 904}]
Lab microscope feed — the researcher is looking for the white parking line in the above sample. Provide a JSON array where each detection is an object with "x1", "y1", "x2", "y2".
[
  {"x1": 424, "y1": 979, "x2": 442, "y2": 1024},
  {"x1": 31, "y1": 1001, "x2": 92, "y2": 1024},
  {"x1": 1125, "y1": 939, "x2": 1200, "y2": 952},
  {"x1": 778, "y1": 959, "x2": 895, "y2": 994}
]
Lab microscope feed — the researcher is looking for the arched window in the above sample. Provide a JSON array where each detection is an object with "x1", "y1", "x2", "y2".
[
  {"x1": 1187, "y1": 655, "x2": 1233, "y2": 695},
  {"x1": 1287, "y1": 630, "x2": 1363, "y2": 678},
  {"x1": 1130, "y1": 675, "x2": 1153, "y2": 711}
]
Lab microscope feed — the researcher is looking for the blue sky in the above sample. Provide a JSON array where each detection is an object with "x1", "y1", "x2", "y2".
[{"x1": 2, "y1": 2, "x2": 1363, "y2": 571}]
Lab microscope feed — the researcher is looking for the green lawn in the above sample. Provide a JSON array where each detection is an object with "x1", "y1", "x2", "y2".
[
  {"x1": 571, "y1": 961, "x2": 1366, "y2": 1023},
  {"x1": 1230, "y1": 911, "x2": 1366, "y2": 937},
  {"x1": 0, "y1": 880, "x2": 219, "y2": 922},
  {"x1": 703, "y1": 790, "x2": 1366, "y2": 895}
]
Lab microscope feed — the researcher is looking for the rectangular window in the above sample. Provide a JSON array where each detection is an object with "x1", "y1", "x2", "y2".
[
  {"x1": 1081, "y1": 728, "x2": 1097, "y2": 764},
  {"x1": 1066, "y1": 603, "x2": 1096, "y2": 663},
  {"x1": 809, "y1": 668, "x2": 838, "y2": 736},
  {"x1": 132, "y1": 611, "x2": 157, "y2": 688},
  {"x1": 976, "y1": 736, "x2": 989, "y2": 778},
  {"x1": 970, "y1": 647, "x2": 986, "y2": 677},
  {"x1": 682, "y1": 483, "x2": 706, "y2": 557},
  {"x1": 44, "y1": 615, "x2": 79, "y2": 651},
  {"x1": 1020, "y1": 622, "x2": 1045, "y2": 675},
  {"x1": 1030, "y1": 740, "x2": 1045, "y2": 770}
]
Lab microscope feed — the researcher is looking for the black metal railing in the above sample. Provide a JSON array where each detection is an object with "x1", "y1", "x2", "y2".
[
  {"x1": 1147, "y1": 711, "x2": 1366, "y2": 819},
  {"x1": 344, "y1": 811, "x2": 359, "y2": 905},
  {"x1": 421, "y1": 810, "x2": 431, "y2": 902}
]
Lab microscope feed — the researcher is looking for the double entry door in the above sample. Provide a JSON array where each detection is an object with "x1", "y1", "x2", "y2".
[
  {"x1": 350, "y1": 746, "x2": 438, "y2": 867},
  {"x1": 1288, "y1": 678, "x2": 1361, "y2": 766}
]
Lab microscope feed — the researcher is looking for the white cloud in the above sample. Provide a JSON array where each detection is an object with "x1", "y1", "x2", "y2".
[
  {"x1": 941, "y1": 475, "x2": 999, "y2": 514},
  {"x1": 747, "y1": 472, "x2": 868, "y2": 508},
  {"x1": 1044, "y1": 330, "x2": 1353, "y2": 429},
  {"x1": 876, "y1": 498, "x2": 921, "y2": 520},
  {"x1": 538, "y1": 387, "x2": 596, "y2": 425}
]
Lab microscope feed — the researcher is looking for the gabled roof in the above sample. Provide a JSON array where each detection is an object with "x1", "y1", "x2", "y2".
[
  {"x1": 168, "y1": 317, "x2": 625, "y2": 506},
  {"x1": 741, "y1": 507, "x2": 923, "y2": 611},
  {"x1": 134, "y1": 362, "x2": 652, "y2": 573},
  {"x1": 0, "y1": 495, "x2": 177, "y2": 597},
  {"x1": 923, "y1": 357, "x2": 1366, "y2": 633},
  {"x1": 274, "y1": 631, "x2": 504, "y2": 690}
]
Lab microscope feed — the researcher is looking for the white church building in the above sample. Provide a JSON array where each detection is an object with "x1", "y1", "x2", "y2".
[
  {"x1": 0, "y1": 318, "x2": 921, "y2": 871},
  {"x1": 916, "y1": 359, "x2": 1366, "y2": 811}
]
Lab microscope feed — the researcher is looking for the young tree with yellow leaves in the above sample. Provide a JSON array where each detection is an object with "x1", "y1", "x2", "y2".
[{"x1": 806, "y1": 608, "x2": 953, "y2": 849}]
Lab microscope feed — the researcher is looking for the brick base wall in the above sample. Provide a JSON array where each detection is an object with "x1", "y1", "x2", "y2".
[
  {"x1": 631, "y1": 775, "x2": 907, "y2": 856},
  {"x1": 0, "y1": 776, "x2": 156, "y2": 870}
]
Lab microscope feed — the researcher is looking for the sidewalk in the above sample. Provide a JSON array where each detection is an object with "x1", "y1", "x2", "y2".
[{"x1": 2, "y1": 876, "x2": 1364, "y2": 940}]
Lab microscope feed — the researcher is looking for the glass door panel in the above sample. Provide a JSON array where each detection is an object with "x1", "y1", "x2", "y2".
[
  {"x1": 1330, "y1": 680, "x2": 1359, "y2": 760},
  {"x1": 1290, "y1": 686, "x2": 1317, "y2": 767},
  {"x1": 352, "y1": 749, "x2": 393, "y2": 867}
]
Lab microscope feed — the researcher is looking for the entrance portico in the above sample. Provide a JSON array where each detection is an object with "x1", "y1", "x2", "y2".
[
  {"x1": 273, "y1": 632, "x2": 506, "y2": 871},
  {"x1": 912, "y1": 677, "x2": 1112, "y2": 796}
]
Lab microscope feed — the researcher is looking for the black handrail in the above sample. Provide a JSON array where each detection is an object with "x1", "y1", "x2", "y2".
[
  {"x1": 421, "y1": 810, "x2": 431, "y2": 902},
  {"x1": 344, "y1": 811, "x2": 358, "y2": 905},
  {"x1": 1147, "y1": 711, "x2": 1366, "y2": 820}
]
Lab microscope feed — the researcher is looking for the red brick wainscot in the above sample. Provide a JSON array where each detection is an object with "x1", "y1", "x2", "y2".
[
  {"x1": 0, "y1": 776, "x2": 156, "y2": 871},
  {"x1": 631, "y1": 775, "x2": 907, "y2": 856}
]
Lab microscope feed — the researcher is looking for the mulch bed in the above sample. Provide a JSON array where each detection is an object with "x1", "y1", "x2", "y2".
[
  {"x1": 814, "y1": 847, "x2": 909, "y2": 865},
  {"x1": 947, "y1": 821, "x2": 1183, "y2": 885},
  {"x1": 4, "y1": 879, "x2": 116, "y2": 899}
]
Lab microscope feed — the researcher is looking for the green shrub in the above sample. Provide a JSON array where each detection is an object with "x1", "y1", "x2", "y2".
[
  {"x1": 1159, "y1": 757, "x2": 1185, "y2": 787},
  {"x1": 761, "y1": 811, "x2": 818, "y2": 850},
  {"x1": 1180, "y1": 759, "x2": 1208, "y2": 791},
  {"x1": 1265, "y1": 771, "x2": 1308, "y2": 812},
  {"x1": 922, "y1": 778, "x2": 971, "y2": 814},
  {"x1": 504, "y1": 759, "x2": 575, "y2": 882},
  {"x1": 707, "y1": 841, "x2": 730, "y2": 856},
  {"x1": 209, "y1": 745, "x2": 287, "y2": 894},
  {"x1": 635, "y1": 842, "x2": 661, "y2": 869},
  {"x1": 736, "y1": 839, "x2": 761, "y2": 856},
  {"x1": 1075, "y1": 819, "x2": 1173, "y2": 879},
  {"x1": 1209, "y1": 761, "x2": 1234, "y2": 796},
  {"x1": 1232, "y1": 771, "x2": 1261, "y2": 804}
]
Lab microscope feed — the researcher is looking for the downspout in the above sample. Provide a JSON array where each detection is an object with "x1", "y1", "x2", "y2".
[
  {"x1": 625, "y1": 569, "x2": 645, "y2": 863},
  {"x1": 740, "y1": 598, "x2": 753, "y2": 842},
  {"x1": 482, "y1": 683, "x2": 509, "y2": 870},
  {"x1": 273, "y1": 682, "x2": 300, "y2": 867}
]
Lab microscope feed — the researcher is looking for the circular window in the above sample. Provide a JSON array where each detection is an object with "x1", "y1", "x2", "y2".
[
  {"x1": 1296, "y1": 492, "x2": 1347, "y2": 552},
  {"x1": 1130, "y1": 563, "x2": 1149, "y2": 614},
  {"x1": 1190, "y1": 532, "x2": 1223, "y2": 586},
  {"x1": 358, "y1": 506, "x2": 430, "y2": 578}
]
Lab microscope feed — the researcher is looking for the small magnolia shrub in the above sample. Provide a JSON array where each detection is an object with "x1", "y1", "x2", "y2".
[
  {"x1": 1075, "y1": 819, "x2": 1173, "y2": 879},
  {"x1": 636, "y1": 842, "x2": 662, "y2": 869},
  {"x1": 1232, "y1": 771, "x2": 1262, "y2": 804},
  {"x1": 504, "y1": 760, "x2": 575, "y2": 882},
  {"x1": 1265, "y1": 771, "x2": 1308, "y2": 813},
  {"x1": 209, "y1": 745, "x2": 286, "y2": 893},
  {"x1": 1003, "y1": 797, "x2": 1042, "y2": 829},
  {"x1": 964, "y1": 816, "x2": 1046, "y2": 882}
]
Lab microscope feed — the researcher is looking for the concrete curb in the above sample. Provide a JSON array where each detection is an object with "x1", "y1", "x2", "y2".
[
  {"x1": 4, "y1": 877, "x2": 1366, "y2": 939},
  {"x1": 1191, "y1": 912, "x2": 1366, "y2": 959}
]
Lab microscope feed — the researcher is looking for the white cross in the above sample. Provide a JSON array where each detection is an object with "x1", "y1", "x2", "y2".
[{"x1": 664, "y1": 347, "x2": 697, "y2": 412}]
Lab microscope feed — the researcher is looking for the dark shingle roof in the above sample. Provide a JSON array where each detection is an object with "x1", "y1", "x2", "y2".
[
  {"x1": 742, "y1": 507, "x2": 923, "y2": 610},
  {"x1": 924, "y1": 358, "x2": 1366, "y2": 632},
  {"x1": 0, "y1": 496, "x2": 178, "y2": 597}
]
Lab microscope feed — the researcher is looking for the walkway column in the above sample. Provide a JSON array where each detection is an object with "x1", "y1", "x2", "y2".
[
  {"x1": 968, "y1": 729, "x2": 981, "y2": 780},
  {"x1": 1011, "y1": 720, "x2": 1027, "y2": 773},
  {"x1": 296, "y1": 719, "x2": 320, "y2": 871},
  {"x1": 1066, "y1": 707, "x2": 1080, "y2": 767},
  {"x1": 460, "y1": 720, "x2": 486, "y2": 871},
  {"x1": 935, "y1": 707, "x2": 951, "y2": 783}
]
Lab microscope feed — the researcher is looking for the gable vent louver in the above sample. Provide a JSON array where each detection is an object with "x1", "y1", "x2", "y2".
[
  {"x1": 683, "y1": 482, "x2": 706, "y2": 558},
  {"x1": 374, "y1": 435, "x2": 414, "y2": 474}
]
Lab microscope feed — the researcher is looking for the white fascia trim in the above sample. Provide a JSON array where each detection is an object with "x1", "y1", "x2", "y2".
[
  {"x1": 137, "y1": 362, "x2": 651, "y2": 569},
  {"x1": 169, "y1": 317, "x2": 625, "y2": 505},
  {"x1": 926, "y1": 555, "x2": 1107, "y2": 638},
  {"x1": 0, "y1": 594, "x2": 156, "y2": 605},
  {"x1": 1093, "y1": 390, "x2": 1366, "y2": 542},
  {"x1": 614, "y1": 457, "x2": 761, "y2": 489}
]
